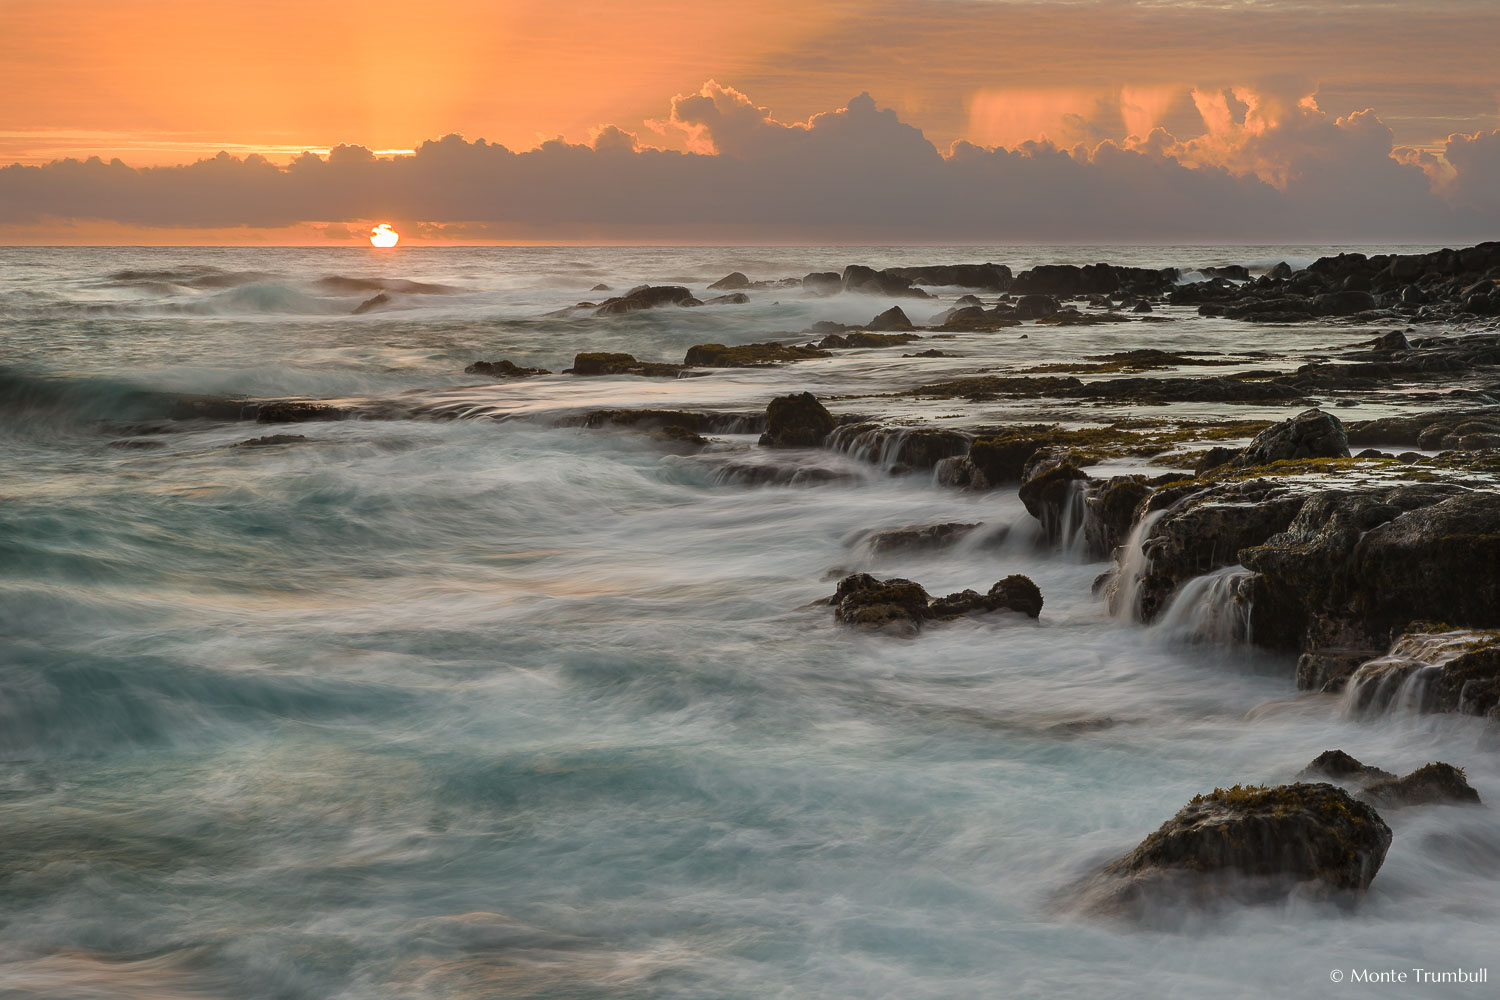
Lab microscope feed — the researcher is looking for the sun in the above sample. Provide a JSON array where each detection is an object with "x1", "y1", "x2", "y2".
[{"x1": 369, "y1": 224, "x2": 400, "y2": 248}]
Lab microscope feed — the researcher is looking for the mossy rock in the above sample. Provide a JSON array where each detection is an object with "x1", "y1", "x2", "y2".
[
  {"x1": 759, "y1": 393, "x2": 836, "y2": 448},
  {"x1": 683, "y1": 342, "x2": 830, "y2": 367}
]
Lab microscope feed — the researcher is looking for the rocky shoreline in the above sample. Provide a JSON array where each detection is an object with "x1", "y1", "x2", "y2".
[{"x1": 92, "y1": 242, "x2": 1500, "y2": 919}]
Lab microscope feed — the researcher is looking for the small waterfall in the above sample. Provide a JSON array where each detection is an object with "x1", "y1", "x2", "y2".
[
  {"x1": 825, "y1": 424, "x2": 969, "y2": 473},
  {"x1": 1153, "y1": 566, "x2": 1257, "y2": 646},
  {"x1": 1108, "y1": 508, "x2": 1167, "y2": 621},
  {"x1": 1056, "y1": 478, "x2": 1092, "y2": 560},
  {"x1": 1339, "y1": 630, "x2": 1476, "y2": 719}
]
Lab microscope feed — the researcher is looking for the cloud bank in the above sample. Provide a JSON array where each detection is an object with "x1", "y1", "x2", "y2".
[{"x1": 2, "y1": 82, "x2": 1497, "y2": 242}]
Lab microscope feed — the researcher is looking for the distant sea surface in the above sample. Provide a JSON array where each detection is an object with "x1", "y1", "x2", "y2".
[{"x1": 1, "y1": 245, "x2": 1494, "y2": 999}]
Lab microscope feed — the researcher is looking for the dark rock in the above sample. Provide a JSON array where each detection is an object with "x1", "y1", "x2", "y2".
[
  {"x1": 840, "y1": 265, "x2": 930, "y2": 298},
  {"x1": 1132, "y1": 301, "x2": 1154, "y2": 313},
  {"x1": 1014, "y1": 294, "x2": 1060, "y2": 320},
  {"x1": 802, "y1": 272, "x2": 843, "y2": 296},
  {"x1": 826, "y1": 424, "x2": 970, "y2": 470},
  {"x1": 831, "y1": 573, "x2": 932, "y2": 631},
  {"x1": 683, "y1": 342, "x2": 829, "y2": 367},
  {"x1": 866, "y1": 306, "x2": 915, "y2": 331},
  {"x1": 988, "y1": 574, "x2": 1043, "y2": 618},
  {"x1": 705, "y1": 292, "x2": 750, "y2": 306},
  {"x1": 572, "y1": 408, "x2": 765, "y2": 435},
  {"x1": 862, "y1": 522, "x2": 981, "y2": 555},
  {"x1": 1193, "y1": 446, "x2": 1239, "y2": 475},
  {"x1": 818, "y1": 331, "x2": 922, "y2": 349},
  {"x1": 884, "y1": 263, "x2": 1012, "y2": 291},
  {"x1": 708, "y1": 271, "x2": 751, "y2": 290},
  {"x1": 590, "y1": 283, "x2": 611, "y2": 292},
  {"x1": 1368, "y1": 330, "x2": 1410, "y2": 351},
  {"x1": 1361, "y1": 763, "x2": 1481, "y2": 807},
  {"x1": 1295, "y1": 649, "x2": 1378, "y2": 692},
  {"x1": 565, "y1": 352, "x2": 686, "y2": 377},
  {"x1": 759, "y1": 393, "x2": 836, "y2": 448},
  {"x1": 1232, "y1": 408, "x2": 1349, "y2": 467},
  {"x1": 108, "y1": 439, "x2": 166, "y2": 449},
  {"x1": 1299, "y1": 750, "x2": 1395, "y2": 783},
  {"x1": 1085, "y1": 476, "x2": 1153, "y2": 558},
  {"x1": 232, "y1": 434, "x2": 308, "y2": 448},
  {"x1": 1081, "y1": 783, "x2": 1392, "y2": 917},
  {"x1": 1313, "y1": 291, "x2": 1378, "y2": 315},
  {"x1": 352, "y1": 292, "x2": 391, "y2": 314},
  {"x1": 1241, "y1": 487, "x2": 1497, "y2": 651},
  {"x1": 466, "y1": 359, "x2": 551, "y2": 378},
  {"x1": 254, "y1": 400, "x2": 343, "y2": 423},
  {"x1": 594, "y1": 285, "x2": 702, "y2": 315},
  {"x1": 1018, "y1": 460, "x2": 1090, "y2": 546},
  {"x1": 715, "y1": 462, "x2": 856, "y2": 488}
]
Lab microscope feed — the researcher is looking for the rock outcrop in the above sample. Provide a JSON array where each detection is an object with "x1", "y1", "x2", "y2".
[
  {"x1": 1077, "y1": 783, "x2": 1392, "y2": 919},
  {"x1": 759, "y1": 393, "x2": 836, "y2": 448}
]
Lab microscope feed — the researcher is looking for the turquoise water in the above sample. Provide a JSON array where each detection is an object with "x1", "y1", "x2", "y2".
[{"x1": 1, "y1": 246, "x2": 1495, "y2": 999}]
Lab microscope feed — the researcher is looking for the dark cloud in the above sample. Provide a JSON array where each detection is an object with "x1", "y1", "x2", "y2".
[{"x1": 1, "y1": 83, "x2": 1494, "y2": 241}]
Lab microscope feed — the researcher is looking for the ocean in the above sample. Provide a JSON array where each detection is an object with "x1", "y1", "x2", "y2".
[{"x1": 1, "y1": 245, "x2": 1495, "y2": 999}]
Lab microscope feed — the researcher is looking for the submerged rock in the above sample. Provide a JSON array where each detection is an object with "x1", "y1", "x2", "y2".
[
  {"x1": 1078, "y1": 783, "x2": 1392, "y2": 918},
  {"x1": 1361, "y1": 763, "x2": 1482, "y2": 808},
  {"x1": 683, "y1": 342, "x2": 829, "y2": 367},
  {"x1": 1299, "y1": 750, "x2": 1395, "y2": 783},
  {"x1": 830, "y1": 571, "x2": 1043, "y2": 630},
  {"x1": 465, "y1": 359, "x2": 551, "y2": 378},
  {"x1": 861, "y1": 522, "x2": 981, "y2": 555},
  {"x1": 565, "y1": 352, "x2": 686, "y2": 378},
  {"x1": 759, "y1": 393, "x2": 836, "y2": 448},
  {"x1": 232, "y1": 433, "x2": 308, "y2": 448},
  {"x1": 831, "y1": 573, "x2": 932, "y2": 631}
]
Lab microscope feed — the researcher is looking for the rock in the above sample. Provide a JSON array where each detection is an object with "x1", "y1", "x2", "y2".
[
  {"x1": 818, "y1": 331, "x2": 922, "y2": 349},
  {"x1": 840, "y1": 265, "x2": 930, "y2": 298},
  {"x1": 831, "y1": 573, "x2": 932, "y2": 631},
  {"x1": 1344, "y1": 627, "x2": 1500, "y2": 718},
  {"x1": 1132, "y1": 301, "x2": 1154, "y2": 313},
  {"x1": 108, "y1": 439, "x2": 166, "y2": 449},
  {"x1": 1085, "y1": 476, "x2": 1153, "y2": 558},
  {"x1": 883, "y1": 263, "x2": 1012, "y2": 291},
  {"x1": 806, "y1": 320, "x2": 848, "y2": 334},
  {"x1": 1367, "y1": 330, "x2": 1410, "y2": 351},
  {"x1": 683, "y1": 342, "x2": 829, "y2": 367},
  {"x1": 572, "y1": 408, "x2": 765, "y2": 435},
  {"x1": 1111, "y1": 479, "x2": 1307, "y2": 623},
  {"x1": 466, "y1": 359, "x2": 551, "y2": 378},
  {"x1": 1014, "y1": 294, "x2": 1060, "y2": 320},
  {"x1": 1082, "y1": 783, "x2": 1392, "y2": 917},
  {"x1": 866, "y1": 306, "x2": 914, "y2": 331},
  {"x1": 802, "y1": 272, "x2": 843, "y2": 296},
  {"x1": 861, "y1": 522, "x2": 981, "y2": 555},
  {"x1": 1299, "y1": 750, "x2": 1395, "y2": 783},
  {"x1": 705, "y1": 292, "x2": 750, "y2": 306},
  {"x1": 708, "y1": 271, "x2": 751, "y2": 290},
  {"x1": 1295, "y1": 649, "x2": 1378, "y2": 692},
  {"x1": 1193, "y1": 445, "x2": 1239, "y2": 475},
  {"x1": 232, "y1": 433, "x2": 308, "y2": 448},
  {"x1": 352, "y1": 292, "x2": 391, "y2": 314},
  {"x1": 987, "y1": 574, "x2": 1043, "y2": 618},
  {"x1": 1361, "y1": 763, "x2": 1481, "y2": 807},
  {"x1": 715, "y1": 461, "x2": 856, "y2": 488},
  {"x1": 590, "y1": 283, "x2": 611, "y2": 292},
  {"x1": 826, "y1": 424, "x2": 970, "y2": 470},
  {"x1": 565, "y1": 352, "x2": 686, "y2": 377},
  {"x1": 759, "y1": 393, "x2": 836, "y2": 448},
  {"x1": 1313, "y1": 291, "x2": 1378, "y2": 315},
  {"x1": 594, "y1": 285, "x2": 702, "y2": 315},
  {"x1": 1018, "y1": 460, "x2": 1090, "y2": 546},
  {"x1": 927, "y1": 589, "x2": 990, "y2": 617},
  {"x1": 254, "y1": 400, "x2": 343, "y2": 423},
  {"x1": 1232, "y1": 408, "x2": 1349, "y2": 467}
]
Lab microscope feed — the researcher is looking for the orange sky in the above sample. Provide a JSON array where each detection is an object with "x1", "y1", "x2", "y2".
[
  {"x1": 3, "y1": 0, "x2": 1496, "y2": 166},
  {"x1": 2, "y1": 0, "x2": 1497, "y2": 244}
]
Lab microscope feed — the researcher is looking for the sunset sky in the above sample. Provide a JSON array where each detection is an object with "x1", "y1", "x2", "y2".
[{"x1": 2, "y1": 0, "x2": 1497, "y2": 243}]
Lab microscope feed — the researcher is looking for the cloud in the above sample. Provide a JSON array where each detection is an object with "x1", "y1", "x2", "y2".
[{"x1": 0, "y1": 83, "x2": 1494, "y2": 242}]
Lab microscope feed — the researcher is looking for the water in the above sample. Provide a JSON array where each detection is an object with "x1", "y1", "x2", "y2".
[{"x1": 2, "y1": 245, "x2": 1496, "y2": 999}]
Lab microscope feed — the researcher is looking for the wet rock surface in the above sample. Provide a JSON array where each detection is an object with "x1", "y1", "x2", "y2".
[
  {"x1": 1078, "y1": 783, "x2": 1393, "y2": 918},
  {"x1": 465, "y1": 359, "x2": 551, "y2": 378},
  {"x1": 829, "y1": 572, "x2": 1044, "y2": 632},
  {"x1": 759, "y1": 393, "x2": 836, "y2": 448}
]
